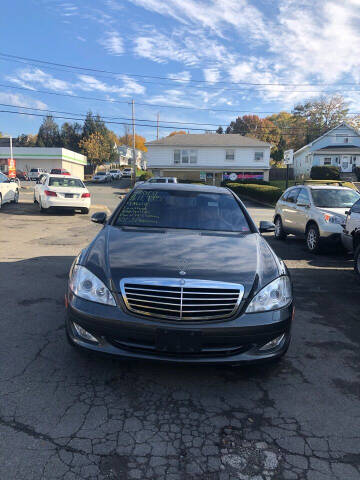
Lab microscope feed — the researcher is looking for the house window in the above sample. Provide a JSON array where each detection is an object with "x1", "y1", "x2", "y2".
[
  {"x1": 254, "y1": 152, "x2": 263, "y2": 161},
  {"x1": 324, "y1": 157, "x2": 331, "y2": 165},
  {"x1": 225, "y1": 149, "x2": 235, "y2": 161},
  {"x1": 174, "y1": 149, "x2": 197, "y2": 165},
  {"x1": 344, "y1": 137, "x2": 349, "y2": 143}
]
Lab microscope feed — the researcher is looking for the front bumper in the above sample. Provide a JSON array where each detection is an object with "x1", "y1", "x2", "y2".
[
  {"x1": 318, "y1": 222, "x2": 344, "y2": 240},
  {"x1": 65, "y1": 289, "x2": 293, "y2": 365}
]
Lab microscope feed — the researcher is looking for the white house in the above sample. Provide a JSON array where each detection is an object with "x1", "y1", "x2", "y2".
[
  {"x1": 294, "y1": 123, "x2": 360, "y2": 179},
  {"x1": 145, "y1": 133, "x2": 271, "y2": 185},
  {"x1": 0, "y1": 147, "x2": 87, "y2": 179},
  {"x1": 118, "y1": 145, "x2": 147, "y2": 170}
]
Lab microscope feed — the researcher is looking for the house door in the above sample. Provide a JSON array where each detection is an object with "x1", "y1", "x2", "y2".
[{"x1": 341, "y1": 155, "x2": 352, "y2": 172}]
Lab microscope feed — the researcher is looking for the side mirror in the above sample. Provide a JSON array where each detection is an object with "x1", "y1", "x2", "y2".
[
  {"x1": 259, "y1": 220, "x2": 275, "y2": 233},
  {"x1": 91, "y1": 211, "x2": 107, "y2": 224},
  {"x1": 345, "y1": 210, "x2": 350, "y2": 215}
]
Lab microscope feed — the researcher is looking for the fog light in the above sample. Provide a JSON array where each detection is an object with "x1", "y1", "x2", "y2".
[
  {"x1": 259, "y1": 334, "x2": 285, "y2": 351},
  {"x1": 73, "y1": 322, "x2": 98, "y2": 343}
]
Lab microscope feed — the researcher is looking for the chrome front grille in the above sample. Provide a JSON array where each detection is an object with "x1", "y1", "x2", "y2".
[{"x1": 120, "y1": 278, "x2": 244, "y2": 321}]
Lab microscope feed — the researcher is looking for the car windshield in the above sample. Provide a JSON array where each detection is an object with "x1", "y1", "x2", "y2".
[
  {"x1": 110, "y1": 170, "x2": 118, "y2": 173},
  {"x1": 96, "y1": 172, "x2": 106, "y2": 175},
  {"x1": 49, "y1": 178, "x2": 84, "y2": 188},
  {"x1": 30, "y1": 169, "x2": 38, "y2": 172},
  {"x1": 311, "y1": 188, "x2": 360, "y2": 208},
  {"x1": 114, "y1": 189, "x2": 251, "y2": 232}
]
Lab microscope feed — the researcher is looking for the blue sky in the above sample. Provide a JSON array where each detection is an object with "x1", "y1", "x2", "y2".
[{"x1": 1, "y1": 0, "x2": 360, "y2": 141}]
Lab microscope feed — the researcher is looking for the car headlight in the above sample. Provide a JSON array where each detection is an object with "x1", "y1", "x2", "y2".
[
  {"x1": 69, "y1": 265, "x2": 116, "y2": 306},
  {"x1": 246, "y1": 276, "x2": 292, "y2": 313},
  {"x1": 323, "y1": 213, "x2": 344, "y2": 224}
]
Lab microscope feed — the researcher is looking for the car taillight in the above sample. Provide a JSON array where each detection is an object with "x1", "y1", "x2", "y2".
[
  {"x1": 81, "y1": 193, "x2": 90, "y2": 198},
  {"x1": 44, "y1": 190, "x2": 57, "y2": 197},
  {"x1": 64, "y1": 172, "x2": 70, "y2": 175}
]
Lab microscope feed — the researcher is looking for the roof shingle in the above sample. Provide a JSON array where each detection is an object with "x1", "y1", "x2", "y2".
[{"x1": 145, "y1": 133, "x2": 271, "y2": 147}]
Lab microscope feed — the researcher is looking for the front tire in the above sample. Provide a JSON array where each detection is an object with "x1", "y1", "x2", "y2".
[
  {"x1": 81, "y1": 208, "x2": 89, "y2": 214},
  {"x1": 38, "y1": 198, "x2": 48, "y2": 213},
  {"x1": 306, "y1": 224, "x2": 321, "y2": 253},
  {"x1": 274, "y1": 216, "x2": 287, "y2": 240},
  {"x1": 12, "y1": 190, "x2": 19, "y2": 203}
]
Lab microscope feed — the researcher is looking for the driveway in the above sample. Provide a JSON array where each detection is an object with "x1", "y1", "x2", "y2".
[{"x1": 0, "y1": 189, "x2": 359, "y2": 479}]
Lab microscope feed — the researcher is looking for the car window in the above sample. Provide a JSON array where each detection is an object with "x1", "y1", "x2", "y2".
[
  {"x1": 351, "y1": 199, "x2": 360, "y2": 214},
  {"x1": 286, "y1": 188, "x2": 300, "y2": 204},
  {"x1": 311, "y1": 189, "x2": 360, "y2": 208},
  {"x1": 297, "y1": 188, "x2": 311, "y2": 205},
  {"x1": 168, "y1": 179, "x2": 175, "y2": 183},
  {"x1": 0, "y1": 172, "x2": 8, "y2": 183},
  {"x1": 114, "y1": 189, "x2": 251, "y2": 232},
  {"x1": 49, "y1": 178, "x2": 84, "y2": 188},
  {"x1": 97, "y1": 172, "x2": 106, "y2": 176}
]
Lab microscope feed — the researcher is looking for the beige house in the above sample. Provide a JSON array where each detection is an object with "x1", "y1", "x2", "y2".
[{"x1": 145, "y1": 133, "x2": 271, "y2": 185}]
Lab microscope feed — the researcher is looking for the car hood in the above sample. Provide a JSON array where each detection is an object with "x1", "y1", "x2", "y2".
[
  {"x1": 83, "y1": 226, "x2": 282, "y2": 298},
  {"x1": 318, "y1": 207, "x2": 348, "y2": 217}
]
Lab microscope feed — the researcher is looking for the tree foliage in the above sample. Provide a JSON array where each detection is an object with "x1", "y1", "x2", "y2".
[
  {"x1": 118, "y1": 126, "x2": 148, "y2": 151},
  {"x1": 36, "y1": 116, "x2": 61, "y2": 147},
  {"x1": 79, "y1": 132, "x2": 112, "y2": 165},
  {"x1": 168, "y1": 130, "x2": 187, "y2": 137}
]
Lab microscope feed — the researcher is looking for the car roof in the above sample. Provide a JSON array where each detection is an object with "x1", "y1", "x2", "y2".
[
  {"x1": 287, "y1": 184, "x2": 354, "y2": 191},
  {"x1": 137, "y1": 183, "x2": 230, "y2": 194},
  {"x1": 48, "y1": 174, "x2": 82, "y2": 180}
]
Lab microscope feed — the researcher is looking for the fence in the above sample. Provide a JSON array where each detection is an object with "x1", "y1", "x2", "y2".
[{"x1": 269, "y1": 167, "x2": 294, "y2": 181}]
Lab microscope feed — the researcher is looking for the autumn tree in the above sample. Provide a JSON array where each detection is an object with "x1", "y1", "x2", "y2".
[
  {"x1": 216, "y1": 126, "x2": 224, "y2": 134},
  {"x1": 293, "y1": 95, "x2": 349, "y2": 143},
  {"x1": 168, "y1": 130, "x2": 187, "y2": 137},
  {"x1": 15, "y1": 134, "x2": 38, "y2": 147},
  {"x1": 79, "y1": 132, "x2": 112, "y2": 165},
  {"x1": 118, "y1": 126, "x2": 148, "y2": 152}
]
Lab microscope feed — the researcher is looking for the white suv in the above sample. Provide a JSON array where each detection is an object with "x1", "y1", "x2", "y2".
[
  {"x1": 274, "y1": 185, "x2": 360, "y2": 252},
  {"x1": 29, "y1": 168, "x2": 47, "y2": 181},
  {"x1": 341, "y1": 198, "x2": 360, "y2": 277}
]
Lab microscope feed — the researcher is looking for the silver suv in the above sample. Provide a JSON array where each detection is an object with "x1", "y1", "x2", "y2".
[
  {"x1": 341, "y1": 198, "x2": 360, "y2": 277},
  {"x1": 274, "y1": 185, "x2": 360, "y2": 252}
]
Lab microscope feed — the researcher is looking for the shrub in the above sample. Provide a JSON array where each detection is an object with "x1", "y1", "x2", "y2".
[
  {"x1": 221, "y1": 179, "x2": 269, "y2": 187},
  {"x1": 355, "y1": 167, "x2": 360, "y2": 182},
  {"x1": 310, "y1": 166, "x2": 340, "y2": 180},
  {"x1": 226, "y1": 183, "x2": 282, "y2": 204},
  {"x1": 138, "y1": 171, "x2": 153, "y2": 181}
]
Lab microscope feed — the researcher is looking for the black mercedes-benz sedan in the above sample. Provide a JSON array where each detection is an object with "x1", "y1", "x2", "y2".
[{"x1": 65, "y1": 183, "x2": 294, "y2": 365}]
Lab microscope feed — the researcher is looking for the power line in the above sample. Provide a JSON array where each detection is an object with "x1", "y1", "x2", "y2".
[
  {"x1": 3, "y1": 82, "x2": 360, "y2": 116},
  {"x1": 2, "y1": 108, "x2": 360, "y2": 138},
  {"x1": 2, "y1": 52, "x2": 360, "y2": 88},
  {"x1": 1, "y1": 55, "x2": 359, "y2": 95}
]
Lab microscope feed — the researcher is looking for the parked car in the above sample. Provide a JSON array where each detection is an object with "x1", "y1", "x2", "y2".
[
  {"x1": 109, "y1": 169, "x2": 122, "y2": 180},
  {"x1": 34, "y1": 174, "x2": 91, "y2": 213},
  {"x1": 341, "y1": 198, "x2": 360, "y2": 278},
  {"x1": 16, "y1": 170, "x2": 29, "y2": 181},
  {"x1": 274, "y1": 184, "x2": 360, "y2": 252},
  {"x1": 65, "y1": 183, "x2": 293, "y2": 365},
  {"x1": 0, "y1": 171, "x2": 19, "y2": 208},
  {"x1": 29, "y1": 168, "x2": 47, "y2": 181},
  {"x1": 92, "y1": 171, "x2": 112, "y2": 183},
  {"x1": 147, "y1": 177, "x2": 178, "y2": 184},
  {"x1": 50, "y1": 168, "x2": 70, "y2": 175},
  {"x1": 121, "y1": 168, "x2": 132, "y2": 178}
]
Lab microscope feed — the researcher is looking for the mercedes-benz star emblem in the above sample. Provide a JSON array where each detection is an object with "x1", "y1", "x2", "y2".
[{"x1": 179, "y1": 270, "x2": 186, "y2": 276}]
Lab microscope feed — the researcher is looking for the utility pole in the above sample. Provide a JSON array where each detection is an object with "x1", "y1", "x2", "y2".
[
  {"x1": 131, "y1": 99, "x2": 136, "y2": 187},
  {"x1": 156, "y1": 112, "x2": 160, "y2": 140}
]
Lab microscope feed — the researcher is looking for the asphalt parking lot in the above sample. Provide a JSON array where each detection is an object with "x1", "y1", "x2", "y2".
[{"x1": 1, "y1": 181, "x2": 360, "y2": 480}]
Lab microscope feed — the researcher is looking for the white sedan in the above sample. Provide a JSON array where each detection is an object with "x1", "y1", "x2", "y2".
[
  {"x1": 0, "y1": 171, "x2": 19, "y2": 208},
  {"x1": 34, "y1": 174, "x2": 91, "y2": 214}
]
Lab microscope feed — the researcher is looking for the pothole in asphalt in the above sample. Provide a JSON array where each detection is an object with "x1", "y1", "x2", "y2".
[{"x1": 221, "y1": 428, "x2": 282, "y2": 479}]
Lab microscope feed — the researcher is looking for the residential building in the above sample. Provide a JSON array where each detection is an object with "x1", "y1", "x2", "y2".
[
  {"x1": 0, "y1": 147, "x2": 87, "y2": 179},
  {"x1": 118, "y1": 145, "x2": 147, "y2": 170},
  {"x1": 293, "y1": 123, "x2": 360, "y2": 179},
  {"x1": 145, "y1": 133, "x2": 271, "y2": 185}
]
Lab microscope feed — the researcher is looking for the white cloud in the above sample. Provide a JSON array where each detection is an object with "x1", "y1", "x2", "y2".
[
  {"x1": 77, "y1": 74, "x2": 145, "y2": 96},
  {"x1": 203, "y1": 69, "x2": 220, "y2": 84},
  {"x1": 76, "y1": 35, "x2": 86, "y2": 42},
  {"x1": 99, "y1": 31, "x2": 124, "y2": 55},
  {"x1": 167, "y1": 71, "x2": 191, "y2": 84},
  {"x1": 6, "y1": 69, "x2": 73, "y2": 94},
  {"x1": 0, "y1": 92, "x2": 47, "y2": 110}
]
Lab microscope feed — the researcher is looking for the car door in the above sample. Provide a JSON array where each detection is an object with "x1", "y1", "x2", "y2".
[
  {"x1": 292, "y1": 187, "x2": 312, "y2": 235},
  {"x1": 281, "y1": 187, "x2": 301, "y2": 234},
  {"x1": 37, "y1": 175, "x2": 47, "y2": 202},
  {"x1": 345, "y1": 199, "x2": 360, "y2": 236},
  {"x1": 0, "y1": 172, "x2": 11, "y2": 204}
]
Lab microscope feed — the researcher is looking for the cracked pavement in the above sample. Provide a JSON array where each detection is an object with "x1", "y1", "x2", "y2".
[{"x1": 1, "y1": 184, "x2": 360, "y2": 479}]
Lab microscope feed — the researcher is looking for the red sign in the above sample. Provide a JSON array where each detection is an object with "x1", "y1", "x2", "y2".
[{"x1": 8, "y1": 158, "x2": 16, "y2": 178}]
